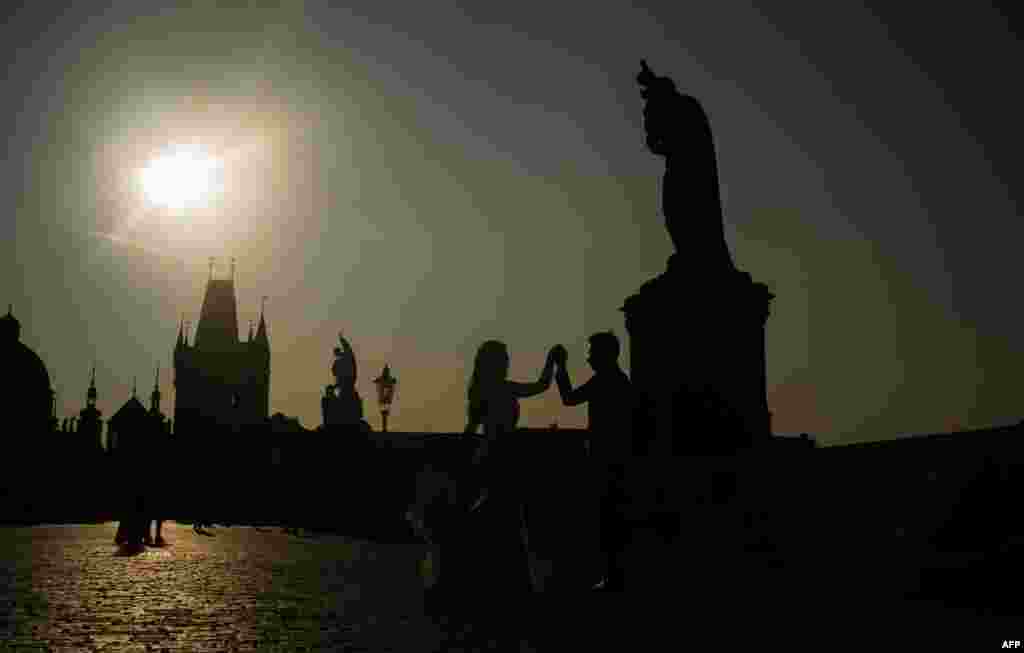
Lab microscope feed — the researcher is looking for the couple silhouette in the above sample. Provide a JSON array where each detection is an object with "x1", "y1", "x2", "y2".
[
  {"x1": 113, "y1": 426, "x2": 169, "y2": 551},
  {"x1": 114, "y1": 496, "x2": 165, "y2": 550},
  {"x1": 412, "y1": 331, "x2": 632, "y2": 620}
]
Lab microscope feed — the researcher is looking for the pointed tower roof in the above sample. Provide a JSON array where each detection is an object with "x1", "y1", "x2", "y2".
[
  {"x1": 254, "y1": 296, "x2": 269, "y2": 347},
  {"x1": 194, "y1": 275, "x2": 240, "y2": 351},
  {"x1": 111, "y1": 394, "x2": 148, "y2": 424}
]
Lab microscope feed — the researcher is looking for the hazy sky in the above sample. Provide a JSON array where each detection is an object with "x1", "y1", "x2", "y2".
[{"x1": 2, "y1": 2, "x2": 1020, "y2": 444}]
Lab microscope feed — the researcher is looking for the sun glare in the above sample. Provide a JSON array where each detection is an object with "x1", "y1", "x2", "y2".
[{"x1": 140, "y1": 145, "x2": 223, "y2": 210}]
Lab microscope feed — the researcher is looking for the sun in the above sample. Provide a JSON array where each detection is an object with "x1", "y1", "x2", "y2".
[{"x1": 139, "y1": 145, "x2": 223, "y2": 210}]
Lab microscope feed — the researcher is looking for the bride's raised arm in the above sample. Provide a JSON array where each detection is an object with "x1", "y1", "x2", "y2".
[{"x1": 507, "y1": 347, "x2": 557, "y2": 399}]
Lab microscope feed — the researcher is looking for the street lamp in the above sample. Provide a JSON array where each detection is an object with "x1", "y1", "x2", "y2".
[{"x1": 373, "y1": 364, "x2": 397, "y2": 433}]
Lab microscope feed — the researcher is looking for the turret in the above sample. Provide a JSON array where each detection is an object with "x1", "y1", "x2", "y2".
[
  {"x1": 78, "y1": 364, "x2": 104, "y2": 452},
  {"x1": 174, "y1": 262, "x2": 271, "y2": 434},
  {"x1": 254, "y1": 297, "x2": 269, "y2": 351},
  {"x1": 150, "y1": 365, "x2": 162, "y2": 415},
  {"x1": 252, "y1": 298, "x2": 270, "y2": 421},
  {"x1": 175, "y1": 318, "x2": 184, "y2": 349},
  {"x1": 86, "y1": 365, "x2": 97, "y2": 408}
]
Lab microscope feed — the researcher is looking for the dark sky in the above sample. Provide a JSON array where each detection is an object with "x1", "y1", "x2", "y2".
[{"x1": 2, "y1": 1, "x2": 1020, "y2": 444}]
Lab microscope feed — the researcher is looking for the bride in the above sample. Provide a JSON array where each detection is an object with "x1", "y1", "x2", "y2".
[{"x1": 456, "y1": 341, "x2": 556, "y2": 595}]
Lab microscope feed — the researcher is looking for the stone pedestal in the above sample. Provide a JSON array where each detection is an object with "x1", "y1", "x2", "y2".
[
  {"x1": 620, "y1": 258, "x2": 773, "y2": 592},
  {"x1": 622, "y1": 256, "x2": 774, "y2": 457},
  {"x1": 618, "y1": 452, "x2": 769, "y2": 598},
  {"x1": 321, "y1": 388, "x2": 365, "y2": 428}
]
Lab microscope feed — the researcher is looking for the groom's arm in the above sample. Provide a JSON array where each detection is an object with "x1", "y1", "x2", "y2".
[{"x1": 556, "y1": 365, "x2": 592, "y2": 407}]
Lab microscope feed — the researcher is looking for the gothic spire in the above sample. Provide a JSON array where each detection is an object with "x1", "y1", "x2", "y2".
[
  {"x1": 150, "y1": 364, "x2": 162, "y2": 413},
  {"x1": 87, "y1": 364, "x2": 97, "y2": 405},
  {"x1": 255, "y1": 296, "x2": 269, "y2": 346}
]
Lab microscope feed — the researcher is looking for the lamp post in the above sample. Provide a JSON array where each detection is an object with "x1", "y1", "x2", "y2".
[{"x1": 373, "y1": 364, "x2": 397, "y2": 433}]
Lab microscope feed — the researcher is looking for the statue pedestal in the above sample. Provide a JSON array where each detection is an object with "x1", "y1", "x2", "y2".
[
  {"x1": 618, "y1": 260, "x2": 774, "y2": 594},
  {"x1": 622, "y1": 256, "x2": 774, "y2": 456},
  {"x1": 321, "y1": 390, "x2": 365, "y2": 429}
]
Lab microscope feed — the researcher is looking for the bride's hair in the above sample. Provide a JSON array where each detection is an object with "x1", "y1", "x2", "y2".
[{"x1": 467, "y1": 340, "x2": 509, "y2": 426}]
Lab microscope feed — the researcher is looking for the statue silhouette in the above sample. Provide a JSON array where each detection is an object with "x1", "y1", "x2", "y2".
[
  {"x1": 637, "y1": 59, "x2": 735, "y2": 275},
  {"x1": 624, "y1": 60, "x2": 774, "y2": 457},
  {"x1": 322, "y1": 332, "x2": 364, "y2": 427},
  {"x1": 332, "y1": 333, "x2": 358, "y2": 394}
]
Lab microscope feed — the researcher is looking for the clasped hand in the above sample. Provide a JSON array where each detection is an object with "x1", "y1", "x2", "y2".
[{"x1": 548, "y1": 344, "x2": 568, "y2": 368}]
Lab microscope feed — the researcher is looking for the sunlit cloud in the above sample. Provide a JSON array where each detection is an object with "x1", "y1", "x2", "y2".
[{"x1": 90, "y1": 230, "x2": 188, "y2": 263}]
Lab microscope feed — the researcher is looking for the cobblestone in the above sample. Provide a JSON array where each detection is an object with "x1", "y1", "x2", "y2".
[{"x1": 0, "y1": 523, "x2": 446, "y2": 652}]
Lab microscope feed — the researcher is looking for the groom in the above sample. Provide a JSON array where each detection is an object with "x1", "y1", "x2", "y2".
[{"x1": 552, "y1": 332, "x2": 634, "y2": 591}]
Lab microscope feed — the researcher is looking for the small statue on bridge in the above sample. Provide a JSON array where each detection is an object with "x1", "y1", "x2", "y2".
[{"x1": 322, "y1": 332, "x2": 365, "y2": 428}]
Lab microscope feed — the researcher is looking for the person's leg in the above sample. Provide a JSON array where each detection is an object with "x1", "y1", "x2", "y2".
[
  {"x1": 130, "y1": 495, "x2": 147, "y2": 546},
  {"x1": 409, "y1": 464, "x2": 439, "y2": 542},
  {"x1": 593, "y1": 463, "x2": 625, "y2": 591},
  {"x1": 603, "y1": 465, "x2": 627, "y2": 590},
  {"x1": 467, "y1": 442, "x2": 491, "y2": 512},
  {"x1": 582, "y1": 461, "x2": 607, "y2": 589}
]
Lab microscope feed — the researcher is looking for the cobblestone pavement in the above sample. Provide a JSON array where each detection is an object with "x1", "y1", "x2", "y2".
[
  {"x1": 0, "y1": 523, "x2": 450, "y2": 652},
  {"x1": 8, "y1": 522, "x2": 1004, "y2": 651}
]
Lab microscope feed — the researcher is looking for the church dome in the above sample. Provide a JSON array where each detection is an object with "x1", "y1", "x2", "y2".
[{"x1": 2, "y1": 308, "x2": 53, "y2": 436}]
